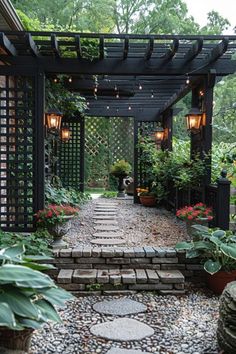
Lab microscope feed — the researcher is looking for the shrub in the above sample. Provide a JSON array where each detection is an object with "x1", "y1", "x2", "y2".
[{"x1": 110, "y1": 159, "x2": 132, "y2": 177}]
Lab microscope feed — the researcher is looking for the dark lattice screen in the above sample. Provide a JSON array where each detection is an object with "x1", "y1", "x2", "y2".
[
  {"x1": 85, "y1": 117, "x2": 133, "y2": 189},
  {"x1": 137, "y1": 121, "x2": 159, "y2": 187},
  {"x1": 0, "y1": 75, "x2": 35, "y2": 231},
  {"x1": 59, "y1": 120, "x2": 82, "y2": 189}
]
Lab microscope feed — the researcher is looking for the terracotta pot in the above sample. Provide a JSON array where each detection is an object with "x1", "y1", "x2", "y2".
[
  {"x1": 0, "y1": 327, "x2": 34, "y2": 353},
  {"x1": 139, "y1": 195, "x2": 156, "y2": 207},
  {"x1": 206, "y1": 270, "x2": 236, "y2": 294}
]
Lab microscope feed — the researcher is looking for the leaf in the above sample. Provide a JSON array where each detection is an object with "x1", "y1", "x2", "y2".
[
  {"x1": 0, "y1": 245, "x2": 25, "y2": 261},
  {"x1": 35, "y1": 299, "x2": 61, "y2": 323},
  {"x1": 0, "y1": 288, "x2": 40, "y2": 320},
  {"x1": 204, "y1": 259, "x2": 221, "y2": 274},
  {"x1": 20, "y1": 318, "x2": 44, "y2": 330},
  {"x1": 175, "y1": 242, "x2": 193, "y2": 251},
  {"x1": 186, "y1": 249, "x2": 200, "y2": 258},
  {"x1": 221, "y1": 243, "x2": 236, "y2": 260},
  {"x1": 0, "y1": 302, "x2": 17, "y2": 329},
  {"x1": 21, "y1": 262, "x2": 55, "y2": 271},
  {"x1": 212, "y1": 230, "x2": 226, "y2": 239},
  {"x1": 41, "y1": 287, "x2": 74, "y2": 307},
  {"x1": 191, "y1": 224, "x2": 209, "y2": 233},
  {"x1": 23, "y1": 255, "x2": 54, "y2": 262},
  {"x1": 209, "y1": 236, "x2": 222, "y2": 246},
  {"x1": 194, "y1": 241, "x2": 215, "y2": 251}
]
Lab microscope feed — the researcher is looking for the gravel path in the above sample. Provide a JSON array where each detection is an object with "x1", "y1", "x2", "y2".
[
  {"x1": 65, "y1": 198, "x2": 188, "y2": 247},
  {"x1": 31, "y1": 289, "x2": 220, "y2": 354}
]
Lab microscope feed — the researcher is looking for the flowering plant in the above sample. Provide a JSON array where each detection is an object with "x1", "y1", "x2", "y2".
[
  {"x1": 36, "y1": 204, "x2": 79, "y2": 228},
  {"x1": 176, "y1": 202, "x2": 213, "y2": 221},
  {"x1": 136, "y1": 187, "x2": 149, "y2": 195}
]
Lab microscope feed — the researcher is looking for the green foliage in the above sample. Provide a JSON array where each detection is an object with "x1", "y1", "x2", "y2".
[
  {"x1": 86, "y1": 283, "x2": 103, "y2": 291},
  {"x1": 176, "y1": 225, "x2": 236, "y2": 274},
  {"x1": 101, "y1": 191, "x2": 117, "y2": 198},
  {"x1": 110, "y1": 159, "x2": 132, "y2": 176},
  {"x1": 0, "y1": 230, "x2": 52, "y2": 256},
  {"x1": 0, "y1": 245, "x2": 74, "y2": 330},
  {"x1": 45, "y1": 181, "x2": 91, "y2": 206}
]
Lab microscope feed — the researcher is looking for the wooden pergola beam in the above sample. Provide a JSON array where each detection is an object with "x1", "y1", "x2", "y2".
[
  {"x1": 144, "y1": 37, "x2": 154, "y2": 60},
  {"x1": 159, "y1": 38, "x2": 179, "y2": 65},
  {"x1": 25, "y1": 33, "x2": 39, "y2": 57},
  {"x1": 183, "y1": 38, "x2": 203, "y2": 62},
  {"x1": 51, "y1": 33, "x2": 60, "y2": 58},
  {"x1": 123, "y1": 36, "x2": 129, "y2": 59},
  {"x1": 208, "y1": 37, "x2": 229, "y2": 64},
  {"x1": 99, "y1": 35, "x2": 104, "y2": 60},
  {"x1": 0, "y1": 32, "x2": 17, "y2": 56},
  {"x1": 75, "y1": 35, "x2": 82, "y2": 59}
]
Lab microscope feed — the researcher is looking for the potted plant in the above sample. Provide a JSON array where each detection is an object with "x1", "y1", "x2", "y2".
[
  {"x1": 176, "y1": 203, "x2": 213, "y2": 238},
  {"x1": 110, "y1": 159, "x2": 132, "y2": 197},
  {"x1": 137, "y1": 187, "x2": 157, "y2": 207},
  {"x1": 0, "y1": 245, "x2": 74, "y2": 352},
  {"x1": 176, "y1": 225, "x2": 236, "y2": 294},
  {"x1": 36, "y1": 204, "x2": 79, "y2": 249}
]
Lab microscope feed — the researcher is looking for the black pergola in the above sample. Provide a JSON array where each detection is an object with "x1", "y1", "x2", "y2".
[{"x1": 0, "y1": 31, "x2": 235, "y2": 231}]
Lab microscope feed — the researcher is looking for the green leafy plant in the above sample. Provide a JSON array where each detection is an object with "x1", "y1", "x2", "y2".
[
  {"x1": 0, "y1": 229, "x2": 52, "y2": 256},
  {"x1": 176, "y1": 225, "x2": 236, "y2": 274},
  {"x1": 101, "y1": 191, "x2": 117, "y2": 198},
  {"x1": 36, "y1": 204, "x2": 79, "y2": 228},
  {"x1": 0, "y1": 245, "x2": 74, "y2": 330},
  {"x1": 86, "y1": 283, "x2": 103, "y2": 291},
  {"x1": 45, "y1": 181, "x2": 91, "y2": 206},
  {"x1": 110, "y1": 159, "x2": 132, "y2": 177}
]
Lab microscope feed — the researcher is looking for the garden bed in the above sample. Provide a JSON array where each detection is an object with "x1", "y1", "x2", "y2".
[{"x1": 65, "y1": 198, "x2": 188, "y2": 248}]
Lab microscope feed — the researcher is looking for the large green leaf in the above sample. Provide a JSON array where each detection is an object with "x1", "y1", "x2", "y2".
[
  {"x1": 41, "y1": 287, "x2": 74, "y2": 307},
  {"x1": 0, "y1": 245, "x2": 24, "y2": 262},
  {"x1": 23, "y1": 255, "x2": 54, "y2": 262},
  {"x1": 186, "y1": 249, "x2": 200, "y2": 258},
  {"x1": 20, "y1": 318, "x2": 44, "y2": 330},
  {"x1": 35, "y1": 299, "x2": 61, "y2": 323},
  {"x1": 221, "y1": 243, "x2": 236, "y2": 260},
  {"x1": 0, "y1": 264, "x2": 54, "y2": 288},
  {"x1": 21, "y1": 262, "x2": 55, "y2": 271},
  {"x1": 204, "y1": 259, "x2": 221, "y2": 274},
  {"x1": 0, "y1": 288, "x2": 39, "y2": 320},
  {"x1": 191, "y1": 224, "x2": 209, "y2": 233},
  {"x1": 0, "y1": 302, "x2": 17, "y2": 329},
  {"x1": 212, "y1": 230, "x2": 226, "y2": 239},
  {"x1": 209, "y1": 236, "x2": 222, "y2": 246},
  {"x1": 175, "y1": 242, "x2": 193, "y2": 251},
  {"x1": 194, "y1": 241, "x2": 215, "y2": 251}
]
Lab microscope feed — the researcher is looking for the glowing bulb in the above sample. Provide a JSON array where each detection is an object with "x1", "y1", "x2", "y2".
[
  {"x1": 68, "y1": 77, "x2": 72, "y2": 83},
  {"x1": 53, "y1": 77, "x2": 58, "y2": 83},
  {"x1": 199, "y1": 90, "x2": 204, "y2": 96},
  {"x1": 186, "y1": 76, "x2": 190, "y2": 85},
  {"x1": 114, "y1": 84, "x2": 118, "y2": 91},
  {"x1": 128, "y1": 105, "x2": 131, "y2": 110},
  {"x1": 151, "y1": 91, "x2": 154, "y2": 98},
  {"x1": 107, "y1": 105, "x2": 110, "y2": 110},
  {"x1": 139, "y1": 83, "x2": 142, "y2": 90},
  {"x1": 116, "y1": 92, "x2": 119, "y2": 99},
  {"x1": 94, "y1": 86, "x2": 98, "y2": 93}
]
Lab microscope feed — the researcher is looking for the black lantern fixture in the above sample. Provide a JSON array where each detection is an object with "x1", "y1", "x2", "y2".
[
  {"x1": 45, "y1": 109, "x2": 63, "y2": 132},
  {"x1": 153, "y1": 126, "x2": 165, "y2": 145},
  {"x1": 185, "y1": 107, "x2": 202, "y2": 132},
  {"x1": 60, "y1": 126, "x2": 71, "y2": 142}
]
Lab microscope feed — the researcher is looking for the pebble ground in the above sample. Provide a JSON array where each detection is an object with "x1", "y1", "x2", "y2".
[{"x1": 31, "y1": 289, "x2": 220, "y2": 354}]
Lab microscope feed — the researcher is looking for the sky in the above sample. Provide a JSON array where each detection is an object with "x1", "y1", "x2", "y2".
[{"x1": 184, "y1": 0, "x2": 236, "y2": 34}]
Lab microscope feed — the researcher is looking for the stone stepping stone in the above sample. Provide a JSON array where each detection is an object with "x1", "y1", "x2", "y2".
[
  {"x1": 96, "y1": 203, "x2": 117, "y2": 207},
  {"x1": 92, "y1": 232, "x2": 123, "y2": 238},
  {"x1": 93, "y1": 299, "x2": 147, "y2": 316},
  {"x1": 90, "y1": 238, "x2": 125, "y2": 245},
  {"x1": 90, "y1": 318, "x2": 154, "y2": 341},
  {"x1": 94, "y1": 220, "x2": 118, "y2": 225},
  {"x1": 94, "y1": 225, "x2": 120, "y2": 231},
  {"x1": 107, "y1": 349, "x2": 149, "y2": 354},
  {"x1": 93, "y1": 215, "x2": 117, "y2": 220},
  {"x1": 94, "y1": 213, "x2": 117, "y2": 216},
  {"x1": 94, "y1": 209, "x2": 118, "y2": 213}
]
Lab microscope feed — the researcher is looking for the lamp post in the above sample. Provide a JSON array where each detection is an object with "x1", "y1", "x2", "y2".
[{"x1": 45, "y1": 109, "x2": 63, "y2": 132}]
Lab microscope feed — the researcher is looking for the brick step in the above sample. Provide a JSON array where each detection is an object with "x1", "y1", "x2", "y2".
[{"x1": 56, "y1": 268, "x2": 185, "y2": 295}]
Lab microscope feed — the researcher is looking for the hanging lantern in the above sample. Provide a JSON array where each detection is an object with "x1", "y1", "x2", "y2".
[
  {"x1": 45, "y1": 109, "x2": 62, "y2": 131},
  {"x1": 60, "y1": 126, "x2": 71, "y2": 142},
  {"x1": 185, "y1": 108, "x2": 202, "y2": 132},
  {"x1": 153, "y1": 126, "x2": 165, "y2": 144}
]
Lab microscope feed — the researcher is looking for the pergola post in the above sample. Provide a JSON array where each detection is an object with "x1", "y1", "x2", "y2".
[
  {"x1": 162, "y1": 109, "x2": 173, "y2": 151},
  {"x1": 133, "y1": 118, "x2": 139, "y2": 203},
  {"x1": 190, "y1": 86, "x2": 202, "y2": 159},
  {"x1": 202, "y1": 70, "x2": 216, "y2": 185}
]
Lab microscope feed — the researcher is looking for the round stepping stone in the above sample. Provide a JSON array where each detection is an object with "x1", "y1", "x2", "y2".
[
  {"x1": 93, "y1": 299, "x2": 147, "y2": 316},
  {"x1": 90, "y1": 318, "x2": 154, "y2": 341},
  {"x1": 90, "y1": 238, "x2": 125, "y2": 245},
  {"x1": 107, "y1": 349, "x2": 150, "y2": 354},
  {"x1": 94, "y1": 213, "x2": 117, "y2": 216},
  {"x1": 96, "y1": 204, "x2": 117, "y2": 207},
  {"x1": 93, "y1": 216, "x2": 117, "y2": 220},
  {"x1": 92, "y1": 232, "x2": 123, "y2": 238},
  {"x1": 94, "y1": 220, "x2": 118, "y2": 225},
  {"x1": 94, "y1": 210, "x2": 117, "y2": 213},
  {"x1": 94, "y1": 225, "x2": 120, "y2": 231}
]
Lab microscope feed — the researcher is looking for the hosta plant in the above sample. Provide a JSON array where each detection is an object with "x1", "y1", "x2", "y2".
[
  {"x1": 0, "y1": 245, "x2": 74, "y2": 330},
  {"x1": 176, "y1": 225, "x2": 236, "y2": 275}
]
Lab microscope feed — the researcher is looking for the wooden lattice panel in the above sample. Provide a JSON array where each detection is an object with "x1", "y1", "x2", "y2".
[
  {"x1": 0, "y1": 75, "x2": 35, "y2": 231},
  {"x1": 59, "y1": 120, "x2": 82, "y2": 189}
]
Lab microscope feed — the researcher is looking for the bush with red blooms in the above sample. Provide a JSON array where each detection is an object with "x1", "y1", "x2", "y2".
[
  {"x1": 176, "y1": 202, "x2": 213, "y2": 221},
  {"x1": 36, "y1": 204, "x2": 79, "y2": 228}
]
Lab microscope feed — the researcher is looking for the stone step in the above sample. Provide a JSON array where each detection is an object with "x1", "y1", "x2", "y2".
[
  {"x1": 56, "y1": 268, "x2": 185, "y2": 295},
  {"x1": 94, "y1": 209, "x2": 118, "y2": 213},
  {"x1": 94, "y1": 220, "x2": 118, "y2": 225},
  {"x1": 94, "y1": 225, "x2": 120, "y2": 231},
  {"x1": 90, "y1": 238, "x2": 126, "y2": 245},
  {"x1": 93, "y1": 215, "x2": 117, "y2": 220},
  {"x1": 94, "y1": 213, "x2": 117, "y2": 217},
  {"x1": 92, "y1": 232, "x2": 123, "y2": 238}
]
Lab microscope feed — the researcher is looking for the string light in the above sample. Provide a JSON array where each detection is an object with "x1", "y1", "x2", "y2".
[
  {"x1": 186, "y1": 75, "x2": 190, "y2": 85},
  {"x1": 128, "y1": 105, "x2": 132, "y2": 110},
  {"x1": 199, "y1": 90, "x2": 204, "y2": 97},
  {"x1": 68, "y1": 77, "x2": 72, "y2": 83},
  {"x1": 107, "y1": 105, "x2": 110, "y2": 110},
  {"x1": 114, "y1": 84, "x2": 118, "y2": 91},
  {"x1": 53, "y1": 77, "x2": 59, "y2": 83},
  {"x1": 139, "y1": 82, "x2": 143, "y2": 90},
  {"x1": 151, "y1": 90, "x2": 154, "y2": 98},
  {"x1": 94, "y1": 86, "x2": 98, "y2": 94},
  {"x1": 116, "y1": 91, "x2": 120, "y2": 99}
]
